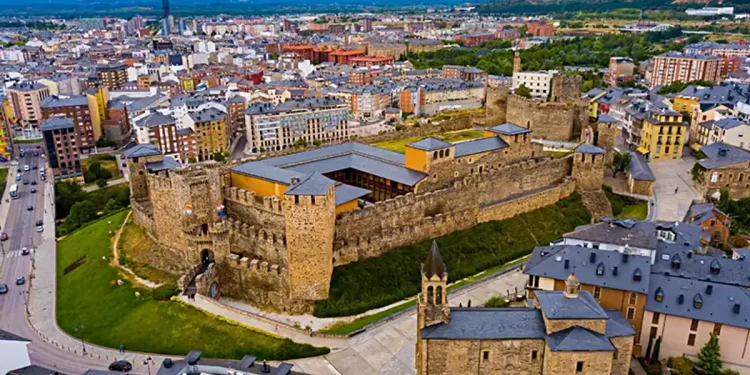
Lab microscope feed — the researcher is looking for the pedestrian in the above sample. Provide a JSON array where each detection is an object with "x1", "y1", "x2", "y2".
[
  {"x1": 674, "y1": 186, "x2": 679, "y2": 194},
  {"x1": 119, "y1": 344, "x2": 124, "y2": 353}
]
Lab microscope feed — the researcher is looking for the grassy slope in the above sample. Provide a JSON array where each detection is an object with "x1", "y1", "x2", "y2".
[
  {"x1": 371, "y1": 129, "x2": 485, "y2": 153},
  {"x1": 314, "y1": 193, "x2": 591, "y2": 318},
  {"x1": 57, "y1": 210, "x2": 328, "y2": 360}
]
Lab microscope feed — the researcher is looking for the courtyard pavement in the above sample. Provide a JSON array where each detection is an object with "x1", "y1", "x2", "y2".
[{"x1": 649, "y1": 155, "x2": 702, "y2": 222}]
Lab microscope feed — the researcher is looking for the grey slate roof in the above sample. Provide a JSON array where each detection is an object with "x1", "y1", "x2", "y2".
[
  {"x1": 536, "y1": 290, "x2": 609, "y2": 320},
  {"x1": 123, "y1": 144, "x2": 162, "y2": 158},
  {"x1": 190, "y1": 108, "x2": 226, "y2": 123},
  {"x1": 646, "y1": 273, "x2": 750, "y2": 329},
  {"x1": 284, "y1": 172, "x2": 335, "y2": 196},
  {"x1": 575, "y1": 144, "x2": 606, "y2": 155},
  {"x1": 407, "y1": 137, "x2": 452, "y2": 151},
  {"x1": 453, "y1": 137, "x2": 508, "y2": 157},
  {"x1": 40, "y1": 116, "x2": 74, "y2": 131},
  {"x1": 598, "y1": 114, "x2": 618, "y2": 123},
  {"x1": 136, "y1": 112, "x2": 175, "y2": 128},
  {"x1": 564, "y1": 218, "x2": 658, "y2": 250},
  {"x1": 604, "y1": 309, "x2": 637, "y2": 337},
  {"x1": 420, "y1": 308, "x2": 547, "y2": 340},
  {"x1": 246, "y1": 98, "x2": 345, "y2": 116},
  {"x1": 423, "y1": 240, "x2": 446, "y2": 278},
  {"x1": 40, "y1": 95, "x2": 89, "y2": 108},
  {"x1": 333, "y1": 183, "x2": 370, "y2": 205},
  {"x1": 487, "y1": 123, "x2": 531, "y2": 135},
  {"x1": 525, "y1": 246, "x2": 651, "y2": 293},
  {"x1": 629, "y1": 152, "x2": 655, "y2": 181},
  {"x1": 146, "y1": 156, "x2": 180, "y2": 172},
  {"x1": 546, "y1": 327, "x2": 614, "y2": 352},
  {"x1": 0, "y1": 328, "x2": 31, "y2": 342},
  {"x1": 651, "y1": 247, "x2": 750, "y2": 289},
  {"x1": 713, "y1": 117, "x2": 747, "y2": 130},
  {"x1": 698, "y1": 142, "x2": 750, "y2": 170}
]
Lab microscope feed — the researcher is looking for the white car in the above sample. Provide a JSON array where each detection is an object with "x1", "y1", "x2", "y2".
[{"x1": 23, "y1": 165, "x2": 29, "y2": 172}]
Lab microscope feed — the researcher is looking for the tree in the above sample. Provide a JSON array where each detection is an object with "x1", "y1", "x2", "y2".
[
  {"x1": 294, "y1": 138, "x2": 308, "y2": 148},
  {"x1": 718, "y1": 187, "x2": 730, "y2": 212},
  {"x1": 697, "y1": 333, "x2": 723, "y2": 375},
  {"x1": 96, "y1": 179, "x2": 108, "y2": 189},
  {"x1": 516, "y1": 84, "x2": 532, "y2": 98},
  {"x1": 212, "y1": 152, "x2": 226, "y2": 162},
  {"x1": 645, "y1": 335, "x2": 654, "y2": 361},
  {"x1": 611, "y1": 152, "x2": 632, "y2": 178},
  {"x1": 66, "y1": 200, "x2": 98, "y2": 229},
  {"x1": 650, "y1": 336, "x2": 662, "y2": 364},
  {"x1": 102, "y1": 198, "x2": 122, "y2": 215}
]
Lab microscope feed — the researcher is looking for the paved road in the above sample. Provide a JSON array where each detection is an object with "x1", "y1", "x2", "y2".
[{"x1": 0, "y1": 148, "x2": 112, "y2": 374}]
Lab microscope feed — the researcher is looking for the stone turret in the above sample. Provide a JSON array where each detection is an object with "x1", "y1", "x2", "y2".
[
  {"x1": 572, "y1": 144, "x2": 606, "y2": 192},
  {"x1": 564, "y1": 272, "x2": 580, "y2": 298},
  {"x1": 416, "y1": 240, "x2": 450, "y2": 375},
  {"x1": 283, "y1": 172, "x2": 336, "y2": 302},
  {"x1": 123, "y1": 144, "x2": 164, "y2": 201}
]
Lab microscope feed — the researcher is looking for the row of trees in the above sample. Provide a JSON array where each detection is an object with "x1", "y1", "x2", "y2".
[{"x1": 55, "y1": 182, "x2": 130, "y2": 235}]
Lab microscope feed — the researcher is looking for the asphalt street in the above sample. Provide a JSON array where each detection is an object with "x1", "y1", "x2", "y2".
[{"x1": 0, "y1": 146, "x2": 111, "y2": 374}]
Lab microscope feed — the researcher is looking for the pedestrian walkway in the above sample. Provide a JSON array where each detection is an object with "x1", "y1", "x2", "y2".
[
  {"x1": 650, "y1": 156, "x2": 701, "y2": 221},
  {"x1": 630, "y1": 358, "x2": 648, "y2": 375},
  {"x1": 82, "y1": 177, "x2": 127, "y2": 192}
]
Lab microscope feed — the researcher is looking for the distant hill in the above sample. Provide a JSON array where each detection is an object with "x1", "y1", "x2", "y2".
[{"x1": 476, "y1": 0, "x2": 741, "y2": 15}]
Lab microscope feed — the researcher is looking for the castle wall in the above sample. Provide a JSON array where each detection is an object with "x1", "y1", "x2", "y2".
[
  {"x1": 485, "y1": 86, "x2": 509, "y2": 126},
  {"x1": 542, "y1": 346, "x2": 613, "y2": 375},
  {"x1": 550, "y1": 75, "x2": 582, "y2": 103},
  {"x1": 610, "y1": 336, "x2": 634, "y2": 375},
  {"x1": 333, "y1": 156, "x2": 574, "y2": 265},
  {"x1": 507, "y1": 95, "x2": 579, "y2": 141},
  {"x1": 131, "y1": 200, "x2": 154, "y2": 234},
  {"x1": 477, "y1": 178, "x2": 576, "y2": 223},
  {"x1": 572, "y1": 153, "x2": 605, "y2": 192}
]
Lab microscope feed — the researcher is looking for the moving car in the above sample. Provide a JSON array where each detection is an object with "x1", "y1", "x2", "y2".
[
  {"x1": 30, "y1": 188, "x2": 36, "y2": 194},
  {"x1": 34, "y1": 151, "x2": 39, "y2": 156},
  {"x1": 32, "y1": 165, "x2": 37, "y2": 170},
  {"x1": 0, "y1": 284, "x2": 7, "y2": 294},
  {"x1": 23, "y1": 165, "x2": 29, "y2": 171},
  {"x1": 23, "y1": 179, "x2": 29, "y2": 185},
  {"x1": 108, "y1": 360, "x2": 132, "y2": 372},
  {"x1": 16, "y1": 276, "x2": 25, "y2": 285},
  {"x1": 36, "y1": 220, "x2": 43, "y2": 232},
  {"x1": 21, "y1": 247, "x2": 30, "y2": 255},
  {"x1": 1, "y1": 233, "x2": 7, "y2": 241},
  {"x1": 31, "y1": 180, "x2": 36, "y2": 185},
  {"x1": 26, "y1": 205, "x2": 33, "y2": 211},
  {"x1": 15, "y1": 174, "x2": 21, "y2": 181}
]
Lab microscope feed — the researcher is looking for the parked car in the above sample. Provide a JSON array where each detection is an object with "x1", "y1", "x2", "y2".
[
  {"x1": 15, "y1": 174, "x2": 21, "y2": 181},
  {"x1": 34, "y1": 151, "x2": 39, "y2": 156},
  {"x1": 36, "y1": 220, "x2": 43, "y2": 232},
  {"x1": 0, "y1": 284, "x2": 7, "y2": 294},
  {"x1": 1, "y1": 233, "x2": 8, "y2": 241},
  {"x1": 16, "y1": 276, "x2": 25, "y2": 285},
  {"x1": 108, "y1": 360, "x2": 132, "y2": 372}
]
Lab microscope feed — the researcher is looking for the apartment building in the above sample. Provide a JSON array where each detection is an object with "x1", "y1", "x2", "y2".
[
  {"x1": 695, "y1": 142, "x2": 750, "y2": 199},
  {"x1": 40, "y1": 95, "x2": 96, "y2": 153},
  {"x1": 638, "y1": 110, "x2": 686, "y2": 161},
  {"x1": 7, "y1": 82, "x2": 51, "y2": 127},
  {"x1": 512, "y1": 70, "x2": 557, "y2": 99},
  {"x1": 367, "y1": 42, "x2": 406, "y2": 59},
  {"x1": 350, "y1": 85, "x2": 393, "y2": 120},
  {"x1": 186, "y1": 108, "x2": 228, "y2": 161},
  {"x1": 245, "y1": 98, "x2": 350, "y2": 154},
  {"x1": 649, "y1": 52, "x2": 721, "y2": 88},
  {"x1": 96, "y1": 64, "x2": 128, "y2": 90},
  {"x1": 135, "y1": 112, "x2": 181, "y2": 159},
  {"x1": 41, "y1": 116, "x2": 81, "y2": 179}
]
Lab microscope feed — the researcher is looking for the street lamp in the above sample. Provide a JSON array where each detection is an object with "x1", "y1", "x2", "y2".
[
  {"x1": 143, "y1": 356, "x2": 153, "y2": 375},
  {"x1": 73, "y1": 326, "x2": 86, "y2": 353}
]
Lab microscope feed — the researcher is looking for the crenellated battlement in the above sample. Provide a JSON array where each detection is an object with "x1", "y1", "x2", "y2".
[
  {"x1": 223, "y1": 186, "x2": 285, "y2": 214},
  {"x1": 226, "y1": 217, "x2": 286, "y2": 246},
  {"x1": 226, "y1": 253, "x2": 286, "y2": 276}
]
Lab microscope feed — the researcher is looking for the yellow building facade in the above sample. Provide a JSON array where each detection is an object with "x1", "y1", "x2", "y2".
[{"x1": 638, "y1": 112, "x2": 686, "y2": 162}]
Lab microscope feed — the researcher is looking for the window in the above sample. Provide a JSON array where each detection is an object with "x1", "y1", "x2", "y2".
[
  {"x1": 531, "y1": 350, "x2": 538, "y2": 361},
  {"x1": 627, "y1": 307, "x2": 636, "y2": 320},
  {"x1": 483, "y1": 351, "x2": 489, "y2": 361},
  {"x1": 629, "y1": 293, "x2": 637, "y2": 305},
  {"x1": 714, "y1": 324, "x2": 722, "y2": 336},
  {"x1": 652, "y1": 313, "x2": 660, "y2": 324},
  {"x1": 576, "y1": 362, "x2": 584, "y2": 372},
  {"x1": 690, "y1": 319, "x2": 699, "y2": 331},
  {"x1": 688, "y1": 333, "x2": 697, "y2": 346},
  {"x1": 593, "y1": 286, "x2": 602, "y2": 300},
  {"x1": 650, "y1": 326, "x2": 658, "y2": 338}
]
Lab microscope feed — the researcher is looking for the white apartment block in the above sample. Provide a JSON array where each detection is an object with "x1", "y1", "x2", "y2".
[{"x1": 512, "y1": 70, "x2": 557, "y2": 99}]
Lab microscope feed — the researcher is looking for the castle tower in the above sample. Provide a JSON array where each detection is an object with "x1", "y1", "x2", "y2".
[
  {"x1": 416, "y1": 241, "x2": 450, "y2": 375},
  {"x1": 122, "y1": 144, "x2": 165, "y2": 202},
  {"x1": 563, "y1": 272, "x2": 580, "y2": 298},
  {"x1": 572, "y1": 144, "x2": 606, "y2": 192},
  {"x1": 594, "y1": 114, "x2": 620, "y2": 166},
  {"x1": 512, "y1": 50, "x2": 521, "y2": 74},
  {"x1": 550, "y1": 74, "x2": 582, "y2": 103},
  {"x1": 283, "y1": 172, "x2": 336, "y2": 302}
]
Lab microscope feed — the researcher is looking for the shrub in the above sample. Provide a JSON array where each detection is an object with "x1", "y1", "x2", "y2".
[
  {"x1": 668, "y1": 356, "x2": 694, "y2": 375},
  {"x1": 720, "y1": 369, "x2": 740, "y2": 375},
  {"x1": 313, "y1": 193, "x2": 591, "y2": 317},
  {"x1": 152, "y1": 284, "x2": 180, "y2": 301},
  {"x1": 484, "y1": 295, "x2": 509, "y2": 308}
]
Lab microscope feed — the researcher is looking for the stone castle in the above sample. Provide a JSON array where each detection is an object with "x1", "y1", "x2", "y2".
[{"x1": 125, "y1": 114, "x2": 613, "y2": 313}]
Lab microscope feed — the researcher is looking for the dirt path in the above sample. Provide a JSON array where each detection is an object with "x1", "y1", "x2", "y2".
[{"x1": 110, "y1": 210, "x2": 162, "y2": 289}]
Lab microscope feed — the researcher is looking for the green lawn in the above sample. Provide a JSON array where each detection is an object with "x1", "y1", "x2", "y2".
[
  {"x1": 313, "y1": 193, "x2": 591, "y2": 318},
  {"x1": 14, "y1": 138, "x2": 42, "y2": 144},
  {"x1": 57, "y1": 210, "x2": 329, "y2": 360},
  {"x1": 0, "y1": 168, "x2": 8, "y2": 186},
  {"x1": 371, "y1": 129, "x2": 485, "y2": 153},
  {"x1": 618, "y1": 202, "x2": 648, "y2": 220}
]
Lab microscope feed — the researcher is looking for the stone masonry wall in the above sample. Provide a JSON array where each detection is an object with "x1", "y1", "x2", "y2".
[
  {"x1": 423, "y1": 338, "x2": 546, "y2": 375},
  {"x1": 333, "y1": 156, "x2": 574, "y2": 265},
  {"x1": 485, "y1": 86, "x2": 509, "y2": 126},
  {"x1": 610, "y1": 336, "x2": 634, "y2": 375},
  {"x1": 477, "y1": 178, "x2": 576, "y2": 222},
  {"x1": 550, "y1": 75, "x2": 582, "y2": 103},
  {"x1": 573, "y1": 153, "x2": 605, "y2": 192},
  {"x1": 699, "y1": 165, "x2": 750, "y2": 200},
  {"x1": 507, "y1": 95, "x2": 579, "y2": 141},
  {"x1": 542, "y1": 347, "x2": 613, "y2": 375}
]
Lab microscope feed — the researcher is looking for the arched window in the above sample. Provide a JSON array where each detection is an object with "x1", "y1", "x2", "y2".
[
  {"x1": 432, "y1": 151, "x2": 438, "y2": 160},
  {"x1": 445, "y1": 149, "x2": 450, "y2": 157},
  {"x1": 439, "y1": 149, "x2": 444, "y2": 158},
  {"x1": 436, "y1": 286, "x2": 443, "y2": 304},
  {"x1": 427, "y1": 286, "x2": 434, "y2": 304}
]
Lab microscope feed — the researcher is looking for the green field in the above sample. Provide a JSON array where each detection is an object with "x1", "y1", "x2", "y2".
[
  {"x1": 617, "y1": 202, "x2": 648, "y2": 220},
  {"x1": 57, "y1": 210, "x2": 329, "y2": 360},
  {"x1": 313, "y1": 193, "x2": 591, "y2": 317},
  {"x1": 371, "y1": 129, "x2": 485, "y2": 153}
]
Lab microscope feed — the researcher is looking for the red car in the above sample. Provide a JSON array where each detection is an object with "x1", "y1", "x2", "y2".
[{"x1": 0, "y1": 233, "x2": 7, "y2": 241}]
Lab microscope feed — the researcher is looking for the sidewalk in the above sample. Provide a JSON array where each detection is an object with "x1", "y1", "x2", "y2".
[
  {"x1": 0, "y1": 165, "x2": 19, "y2": 277},
  {"x1": 83, "y1": 177, "x2": 127, "y2": 192}
]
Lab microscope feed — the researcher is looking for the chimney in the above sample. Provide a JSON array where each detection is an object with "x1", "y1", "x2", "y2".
[
  {"x1": 706, "y1": 284, "x2": 713, "y2": 295},
  {"x1": 735, "y1": 303, "x2": 741, "y2": 314},
  {"x1": 590, "y1": 252, "x2": 596, "y2": 263},
  {"x1": 291, "y1": 176, "x2": 300, "y2": 185},
  {"x1": 622, "y1": 253, "x2": 629, "y2": 263},
  {"x1": 564, "y1": 259, "x2": 569, "y2": 269}
]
